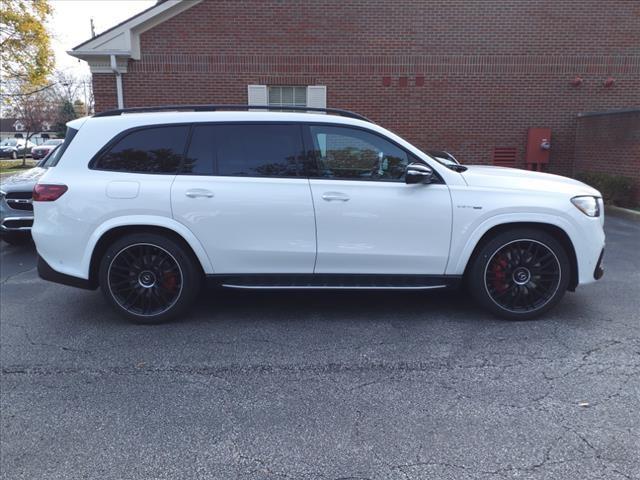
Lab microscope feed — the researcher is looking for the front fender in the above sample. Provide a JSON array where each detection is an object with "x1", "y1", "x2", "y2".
[{"x1": 446, "y1": 212, "x2": 580, "y2": 276}]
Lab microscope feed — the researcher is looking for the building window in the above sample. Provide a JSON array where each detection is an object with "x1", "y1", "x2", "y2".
[{"x1": 268, "y1": 86, "x2": 307, "y2": 107}]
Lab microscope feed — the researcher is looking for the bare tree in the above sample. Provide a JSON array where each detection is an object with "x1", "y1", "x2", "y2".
[{"x1": 7, "y1": 86, "x2": 56, "y2": 166}]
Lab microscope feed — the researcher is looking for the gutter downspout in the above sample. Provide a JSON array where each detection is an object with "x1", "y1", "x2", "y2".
[{"x1": 110, "y1": 54, "x2": 124, "y2": 109}]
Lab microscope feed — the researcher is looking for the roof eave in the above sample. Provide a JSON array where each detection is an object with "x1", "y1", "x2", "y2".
[{"x1": 69, "y1": 0, "x2": 202, "y2": 63}]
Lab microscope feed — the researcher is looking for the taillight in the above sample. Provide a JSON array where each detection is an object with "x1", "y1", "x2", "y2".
[{"x1": 33, "y1": 184, "x2": 68, "y2": 202}]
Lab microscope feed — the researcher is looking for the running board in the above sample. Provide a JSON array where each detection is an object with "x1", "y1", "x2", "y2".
[{"x1": 206, "y1": 274, "x2": 461, "y2": 290}]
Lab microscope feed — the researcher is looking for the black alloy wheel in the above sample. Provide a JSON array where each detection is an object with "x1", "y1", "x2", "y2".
[
  {"x1": 107, "y1": 243, "x2": 183, "y2": 317},
  {"x1": 484, "y1": 239, "x2": 561, "y2": 313},
  {"x1": 99, "y1": 233, "x2": 201, "y2": 323},
  {"x1": 468, "y1": 228, "x2": 570, "y2": 320}
]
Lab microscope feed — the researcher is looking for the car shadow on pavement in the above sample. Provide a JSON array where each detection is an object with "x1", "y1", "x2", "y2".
[{"x1": 185, "y1": 286, "x2": 500, "y2": 327}]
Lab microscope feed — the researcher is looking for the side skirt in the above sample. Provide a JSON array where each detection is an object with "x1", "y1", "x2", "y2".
[{"x1": 206, "y1": 274, "x2": 462, "y2": 290}]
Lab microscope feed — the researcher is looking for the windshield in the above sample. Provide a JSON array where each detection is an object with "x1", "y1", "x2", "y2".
[{"x1": 1, "y1": 139, "x2": 18, "y2": 146}]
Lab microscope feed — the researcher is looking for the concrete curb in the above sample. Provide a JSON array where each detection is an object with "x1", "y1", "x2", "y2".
[{"x1": 606, "y1": 205, "x2": 640, "y2": 223}]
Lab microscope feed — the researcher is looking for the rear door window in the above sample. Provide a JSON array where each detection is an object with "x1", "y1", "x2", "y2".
[
  {"x1": 94, "y1": 126, "x2": 189, "y2": 174},
  {"x1": 182, "y1": 124, "x2": 302, "y2": 177}
]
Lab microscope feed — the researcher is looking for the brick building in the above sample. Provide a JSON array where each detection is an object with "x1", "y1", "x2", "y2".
[{"x1": 70, "y1": 0, "x2": 640, "y2": 179}]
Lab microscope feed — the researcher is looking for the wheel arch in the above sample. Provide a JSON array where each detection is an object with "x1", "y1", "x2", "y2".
[
  {"x1": 85, "y1": 221, "x2": 213, "y2": 288},
  {"x1": 461, "y1": 222, "x2": 579, "y2": 291}
]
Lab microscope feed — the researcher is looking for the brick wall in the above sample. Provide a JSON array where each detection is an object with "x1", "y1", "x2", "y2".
[
  {"x1": 574, "y1": 109, "x2": 640, "y2": 203},
  {"x1": 92, "y1": 74, "x2": 118, "y2": 113},
  {"x1": 94, "y1": 0, "x2": 640, "y2": 176}
]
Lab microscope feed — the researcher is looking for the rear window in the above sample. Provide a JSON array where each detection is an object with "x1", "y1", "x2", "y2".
[
  {"x1": 41, "y1": 145, "x2": 61, "y2": 167},
  {"x1": 48, "y1": 127, "x2": 78, "y2": 167},
  {"x1": 93, "y1": 126, "x2": 189, "y2": 174},
  {"x1": 182, "y1": 124, "x2": 302, "y2": 177}
]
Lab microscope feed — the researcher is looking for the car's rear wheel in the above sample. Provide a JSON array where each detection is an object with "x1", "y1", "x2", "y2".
[
  {"x1": 468, "y1": 228, "x2": 570, "y2": 320},
  {"x1": 98, "y1": 233, "x2": 201, "y2": 324}
]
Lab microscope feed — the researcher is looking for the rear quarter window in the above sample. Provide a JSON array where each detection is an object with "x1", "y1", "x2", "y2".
[
  {"x1": 93, "y1": 126, "x2": 189, "y2": 174},
  {"x1": 49, "y1": 127, "x2": 78, "y2": 167}
]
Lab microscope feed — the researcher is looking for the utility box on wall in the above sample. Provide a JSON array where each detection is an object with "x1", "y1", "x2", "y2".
[{"x1": 526, "y1": 128, "x2": 551, "y2": 171}]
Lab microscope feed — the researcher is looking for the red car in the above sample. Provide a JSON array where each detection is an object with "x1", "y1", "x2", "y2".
[{"x1": 31, "y1": 139, "x2": 64, "y2": 160}]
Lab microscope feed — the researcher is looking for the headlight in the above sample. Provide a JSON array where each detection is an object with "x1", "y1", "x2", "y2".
[{"x1": 571, "y1": 196, "x2": 600, "y2": 217}]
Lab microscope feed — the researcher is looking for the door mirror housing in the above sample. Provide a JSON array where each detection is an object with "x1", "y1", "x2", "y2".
[{"x1": 405, "y1": 162, "x2": 434, "y2": 184}]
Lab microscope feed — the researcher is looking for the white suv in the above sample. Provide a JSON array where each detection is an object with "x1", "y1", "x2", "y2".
[{"x1": 32, "y1": 106, "x2": 605, "y2": 323}]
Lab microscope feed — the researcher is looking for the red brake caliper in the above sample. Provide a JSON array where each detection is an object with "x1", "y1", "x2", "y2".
[
  {"x1": 162, "y1": 272, "x2": 178, "y2": 293},
  {"x1": 491, "y1": 255, "x2": 508, "y2": 293}
]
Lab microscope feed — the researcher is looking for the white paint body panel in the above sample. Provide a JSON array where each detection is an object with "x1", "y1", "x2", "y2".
[
  {"x1": 310, "y1": 180, "x2": 452, "y2": 274},
  {"x1": 445, "y1": 166, "x2": 605, "y2": 285},
  {"x1": 171, "y1": 176, "x2": 316, "y2": 273},
  {"x1": 33, "y1": 111, "x2": 605, "y2": 289}
]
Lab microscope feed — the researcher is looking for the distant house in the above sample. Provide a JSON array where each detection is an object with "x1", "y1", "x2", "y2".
[{"x1": 0, "y1": 118, "x2": 56, "y2": 145}]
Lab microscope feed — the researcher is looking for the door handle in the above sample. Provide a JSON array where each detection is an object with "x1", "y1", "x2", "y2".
[
  {"x1": 185, "y1": 189, "x2": 214, "y2": 198},
  {"x1": 321, "y1": 192, "x2": 350, "y2": 202}
]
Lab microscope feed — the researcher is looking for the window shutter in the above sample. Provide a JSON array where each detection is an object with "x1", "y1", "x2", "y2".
[
  {"x1": 306, "y1": 85, "x2": 327, "y2": 109},
  {"x1": 247, "y1": 85, "x2": 267, "y2": 107}
]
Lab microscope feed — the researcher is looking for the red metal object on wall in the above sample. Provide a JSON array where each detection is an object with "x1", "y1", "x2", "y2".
[{"x1": 526, "y1": 128, "x2": 551, "y2": 171}]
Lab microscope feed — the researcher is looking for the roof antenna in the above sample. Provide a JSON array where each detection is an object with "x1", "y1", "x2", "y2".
[{"x1": 90, "y1": 18, "x2": 96, "y2": 38}]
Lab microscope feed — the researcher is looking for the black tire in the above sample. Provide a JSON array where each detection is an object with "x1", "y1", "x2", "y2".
[
  {"x1": 1, "y1": 232, "x2": 31, "y2": 246},
  {"x1": 468, "y1": 228, "x2": 570, "y2": 320},
  {"x1": 98, "y1": 233, "x2": 202, "y2": 324}
]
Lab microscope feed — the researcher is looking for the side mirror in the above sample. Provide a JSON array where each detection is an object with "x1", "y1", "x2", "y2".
[{"x1": 405, "y1": 162, "x2": 434, "y2": 184}]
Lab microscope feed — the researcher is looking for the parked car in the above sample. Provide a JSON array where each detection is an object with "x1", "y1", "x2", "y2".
[
  {"x1": 0, "y1": 138, "x2": 35, "y2": 159},
  {"x1": 31, "y1": 138, "x2": 64, "y2": 160},
  {"x1": 32, "y1": 106, "x2": 605, "y2": 324},
  {"x1": 1, "y1": 146, "x2": 61, "y2": 245}
]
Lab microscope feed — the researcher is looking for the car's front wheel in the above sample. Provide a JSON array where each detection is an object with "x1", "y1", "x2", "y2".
[
  {"x1": 98, "y1": 233, "x2": 202, "y2": 324},
  {"x1": 468, "y1": 228, "x2": 570, "y2": 320}
]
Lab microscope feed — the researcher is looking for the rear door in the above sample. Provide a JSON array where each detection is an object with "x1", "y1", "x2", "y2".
[
  {"x1": 305, "y1": 124, "x2": 452, "y2": 275},
  {"x1": 171, "y1": 123, "x2": 316, "y2": 274}
]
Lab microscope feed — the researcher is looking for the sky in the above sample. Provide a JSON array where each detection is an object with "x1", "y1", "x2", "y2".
[{"x1": 48, "y1": 0, "x2": 156, "y2": 79}]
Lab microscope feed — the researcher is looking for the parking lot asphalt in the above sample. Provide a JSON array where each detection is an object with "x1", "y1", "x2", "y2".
[{"x1": 1, "y1": 216, "x2": 639, "y2": 480}]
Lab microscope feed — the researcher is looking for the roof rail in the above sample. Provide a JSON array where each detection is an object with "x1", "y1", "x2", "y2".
[{"x1": 93, "y1": 104, "x2": 372, "y2": 122}]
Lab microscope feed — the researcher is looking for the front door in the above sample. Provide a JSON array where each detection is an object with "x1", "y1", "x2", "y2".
[
  {"x1": 306, "y1": 124, "x2": 452, "y2": 275},
  {"x1": 172, "y1": 123, "x2": 316, "y2": 274}
]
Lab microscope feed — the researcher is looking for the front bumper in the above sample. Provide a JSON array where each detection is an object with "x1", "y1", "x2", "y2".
[
  {"x1": 1, "y1": 197, "x2": 34, "y2": 232},
  {"x1": 594, "y1": 249, "x2": 605, "y2": 280},
  {"x1": 1, "y1": 216, "x2": 33, "y2": 232}
]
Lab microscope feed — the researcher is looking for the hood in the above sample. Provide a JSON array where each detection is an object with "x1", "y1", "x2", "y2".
[
  {"x1": 33, "y1": 145, "x2": 55, "y2": 151},
  {"x1": 460, "y1": 165, "x2": 600, "y2": 197},
  {"x1": 0, "y1": 167, "x2": 47, "y2": 192}
]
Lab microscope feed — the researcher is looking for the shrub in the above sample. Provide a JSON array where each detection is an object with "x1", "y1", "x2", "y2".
[{"x1": 575, "y1": 172, "x2": 637, "y2": 207}]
